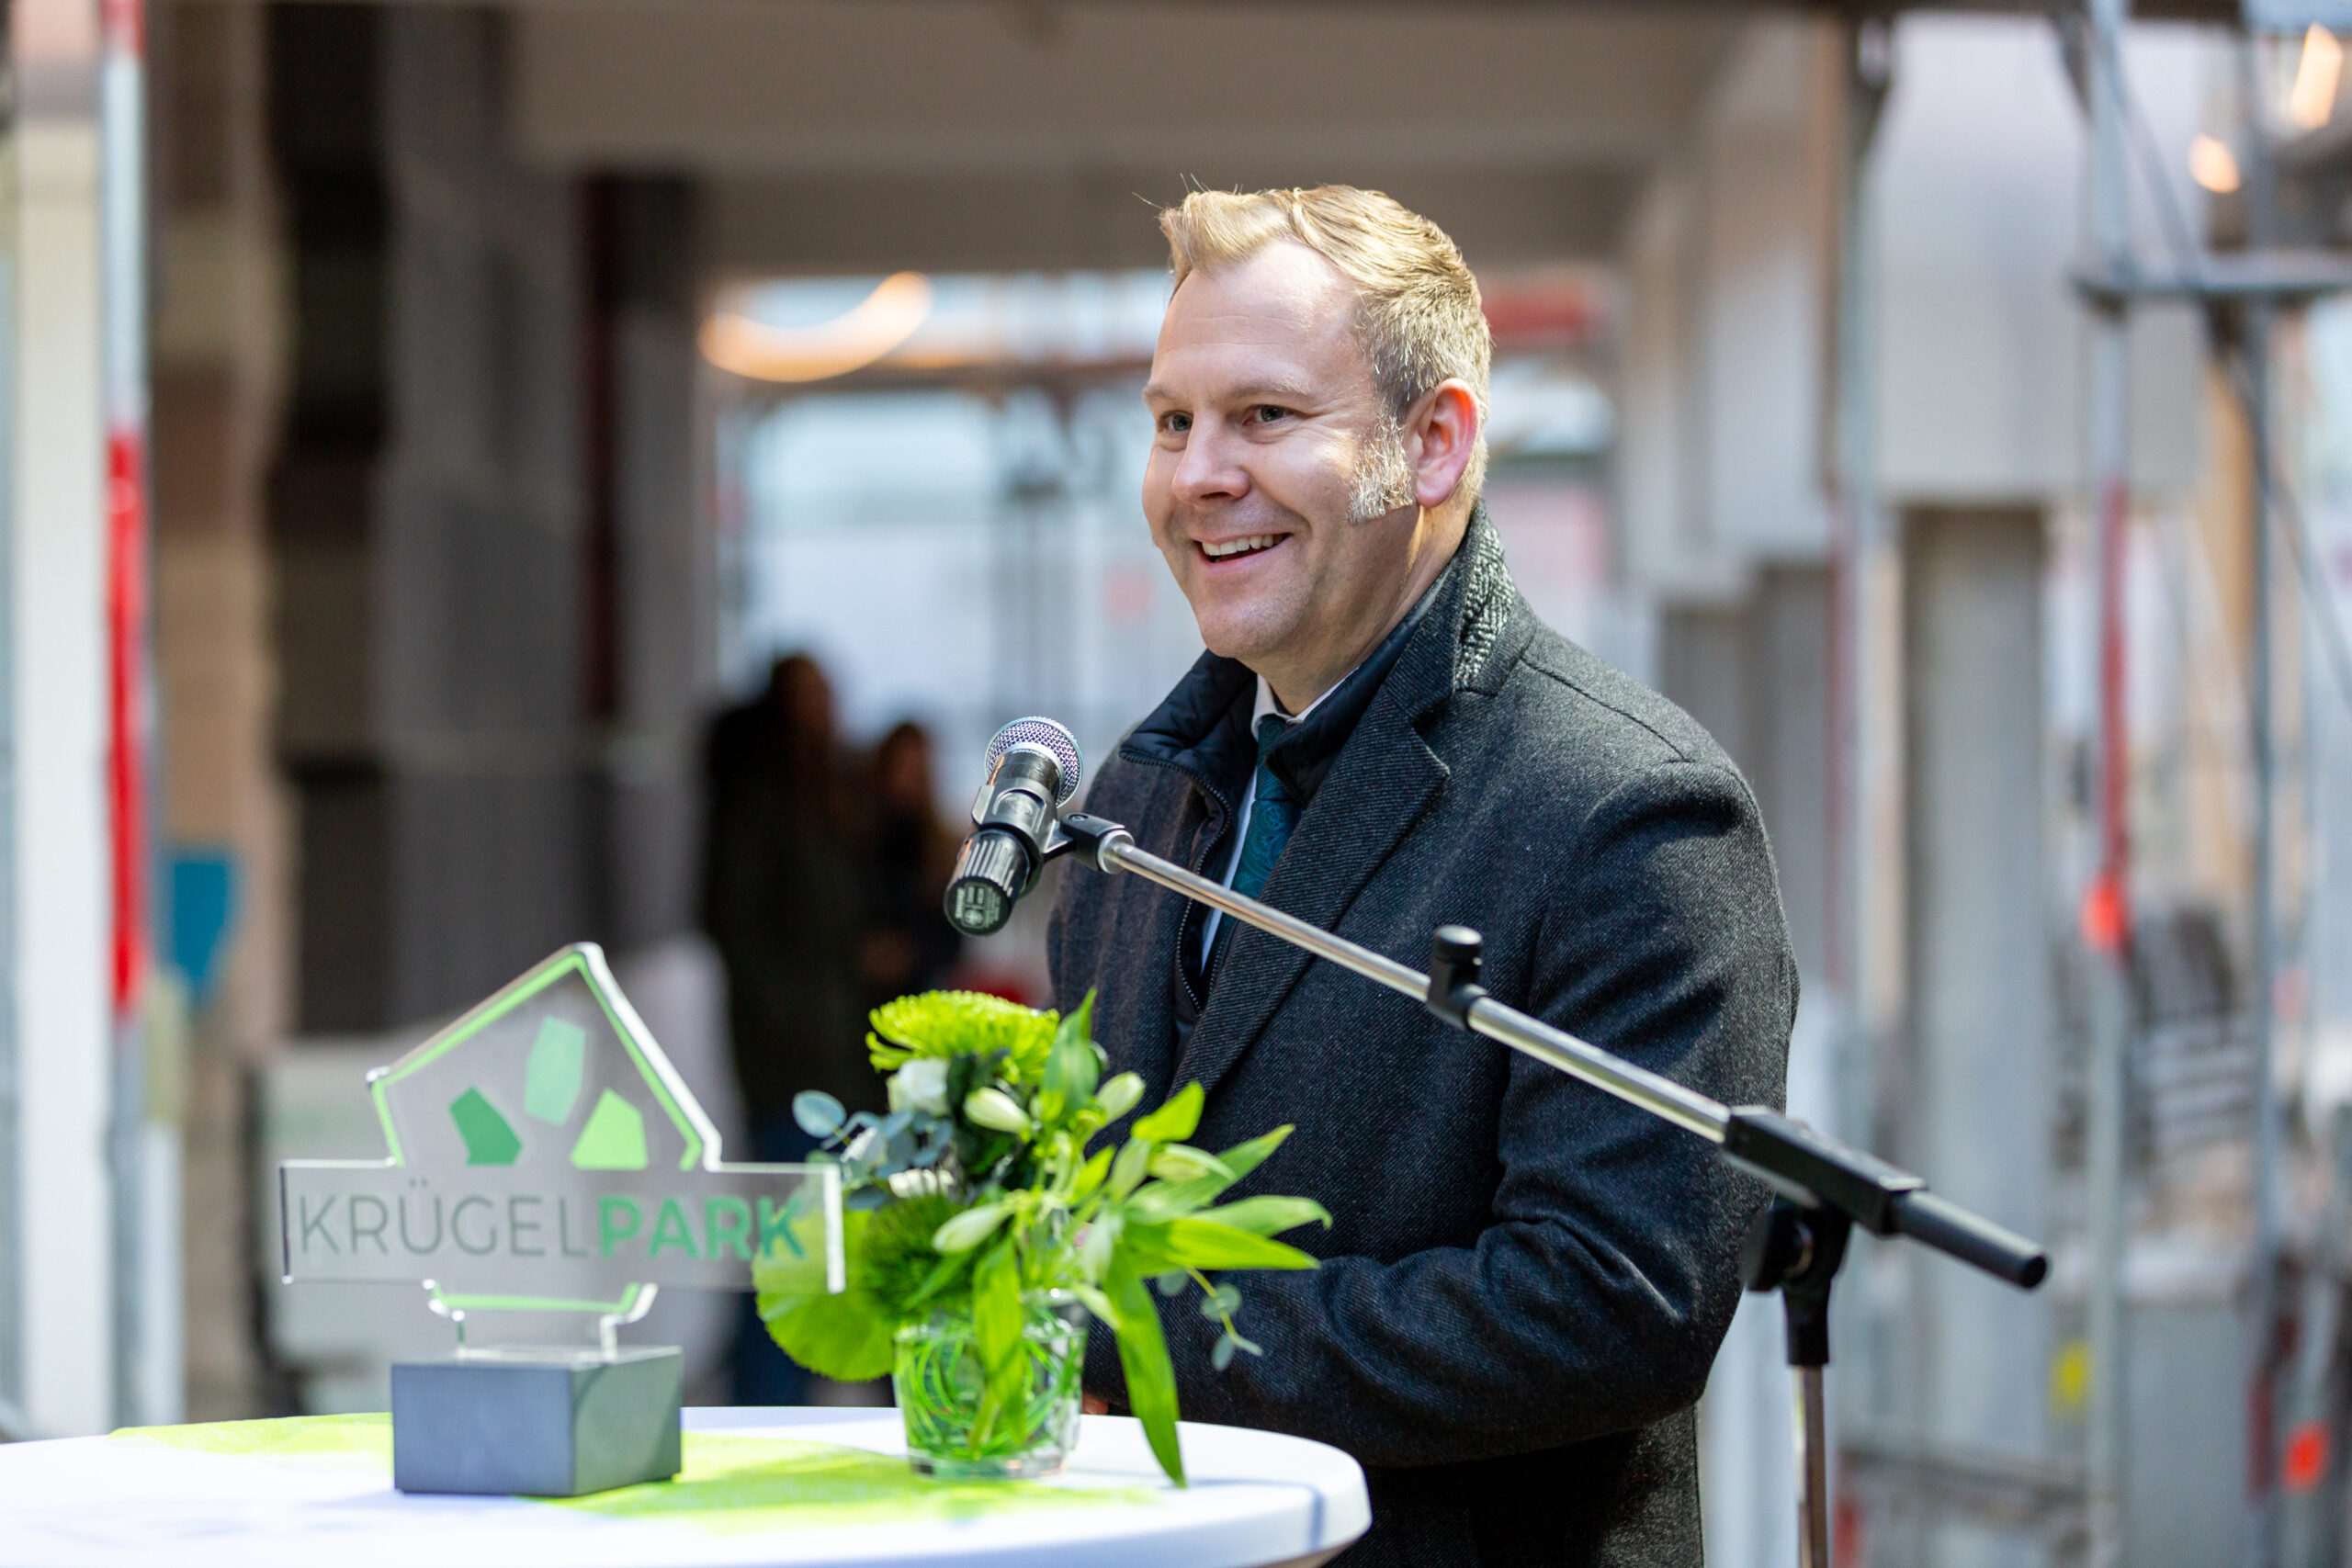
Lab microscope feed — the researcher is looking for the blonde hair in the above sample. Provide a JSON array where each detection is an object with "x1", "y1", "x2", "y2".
[{"x1": 1160, "y1": 186, "x2": 1490, "y2": 501}]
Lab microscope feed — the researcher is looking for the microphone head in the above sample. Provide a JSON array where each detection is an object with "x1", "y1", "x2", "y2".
[{"x1": 985, "y1": 717, "x2": 1082, "y2": 806}]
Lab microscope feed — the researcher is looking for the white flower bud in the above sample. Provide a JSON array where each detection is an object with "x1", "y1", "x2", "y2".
[{"x1": 963, "y1": 1087, "x2": 1033, "y2": 1137}]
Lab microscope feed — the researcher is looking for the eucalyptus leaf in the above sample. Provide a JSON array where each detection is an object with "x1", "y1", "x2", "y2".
[
  {"x1": 1210, "y1": 1334, "x2": 1237, "y2": 1372},
  {"x1": 1132, "y1": 1082, "x2": 1204, "y2": 1144},
  {"x1": 1199, "y1": 1283, "x2": 1241, "y2": 1318},
  {"x1": 792, "y1": 1090, "x2": 846, "y2": 1138},
  {"x1": 1154, "y1": 1269, "x2": 1188, "y2": 1298}
]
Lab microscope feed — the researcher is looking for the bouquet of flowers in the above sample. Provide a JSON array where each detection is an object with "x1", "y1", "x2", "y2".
[{"x1": 754, "y1": 989, "x2": 1329, "y2": 1485}]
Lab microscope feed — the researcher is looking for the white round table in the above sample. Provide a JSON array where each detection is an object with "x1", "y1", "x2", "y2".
[{"x1": 0, "y1": 1406, "x2": 1370, "y2": 1568}]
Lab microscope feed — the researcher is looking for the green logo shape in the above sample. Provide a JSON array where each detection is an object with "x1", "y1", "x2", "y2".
[
  {"x1": 524, "y1": 1017, "x2": 588, "y2": 1124},
  {"x1": 448, "y1": 1088, "x2": 523, "y2": 1166},
  {"x1": 571, "y1": 1089, "x2": 649, "y2": 1169}
]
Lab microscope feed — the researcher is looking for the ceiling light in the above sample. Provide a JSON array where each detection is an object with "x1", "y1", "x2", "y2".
[
  {"x1": 2189, "y1": 133, "x2": 2243, "y2": 194},
  {"x1": 701, "y1": 273, "x2": 934, "y2": 383},
  {"x1": 2290, "y1": 24, "x2": 2342, "y2": 131}
]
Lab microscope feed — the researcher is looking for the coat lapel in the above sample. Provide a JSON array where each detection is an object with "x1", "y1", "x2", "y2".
[
  {"x1": 1153, "y1": 505, "x2": 1519, "y2": 1105},
  {"x1": 1170, "y1": 687, "x2": 1449, "y2": 1100}
]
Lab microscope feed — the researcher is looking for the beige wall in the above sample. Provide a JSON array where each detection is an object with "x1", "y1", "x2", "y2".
[{"x1": 151, "y1": 0, "x2": 288, "y2": 1421}]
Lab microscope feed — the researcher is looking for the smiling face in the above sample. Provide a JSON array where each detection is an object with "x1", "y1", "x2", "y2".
[{"x1": 1142, "y1": 243, "x2": 1468, "y2": 711}]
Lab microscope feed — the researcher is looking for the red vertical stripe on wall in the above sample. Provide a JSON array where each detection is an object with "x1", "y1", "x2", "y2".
[{"x1": 107, "y1": 428, "x2": 146, "y2": 1017}]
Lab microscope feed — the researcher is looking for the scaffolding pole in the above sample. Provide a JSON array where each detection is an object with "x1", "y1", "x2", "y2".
[
  {"x1": 2082, "y1": 6, "x2": 2133, "y2": 1568},
  {"x1": 2069, "y1": 17, "x2": 2352, "y2": 1564},
  {"x1": 2244, "y1": 230, "x2": 2287, "y2": 1568}
]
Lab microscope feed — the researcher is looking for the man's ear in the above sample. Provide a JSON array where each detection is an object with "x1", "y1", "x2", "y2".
[{"x1": 1407, "y1": 380, "x2": 1480, "y2": 509}]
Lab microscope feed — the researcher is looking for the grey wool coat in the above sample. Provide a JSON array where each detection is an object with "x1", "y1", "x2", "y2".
[{"x1": 1047, "y1": 511, "x2": 1796, "y2": 1567}]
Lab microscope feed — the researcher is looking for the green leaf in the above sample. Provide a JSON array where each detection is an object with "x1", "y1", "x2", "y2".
[
  {"x1": 1132, "y1": 1082, "x2": 1204, "y2": 1144},
  {"x1": 972, "y1": 1240, "x2": 1026, "y2": 1450},
  {"x1": 1122, "y1": 1131, "x2": 1292, "y2": 1225},
  {"x1": 752, "y1": 1208, "x2": 896, "y2": 1381},
  {"x1": 1071, "y1": 1146, "x2": 1114, "y2": 1201},
  {"x1": 1198, "y1": 1282, "x2": 1241, "y2": 1318},
  {"x1": 1073, "y1": 1282, "x2": 1122, "y2": 1331},
  {"x1": 1122, "y1": 1174, "x2": 1227, "y2": 1225},
  {"x1": 1215, "y1": 1125, "x2": 1293, "y2": 1184},
  {"x1": 1043, "y1": 995, "x2": 1102, "y2": 1117},
  {"x1": 1153, "y1": 1217, "x2": 1320, "y2": 1272},
  {"x1": 1079, "y1": 1213, "x2": 1119, "y2": 1280},
  {"x1": 1210, "y1": 1334, "x2": 1237, "y2": 1372},
  {"x1": 1148, "y1": 1144, "x2": 1234, "y2": 1183},
  {"x1": 1106, "y1": 1253, "x2": 1185, "y2": 1486},
  {"x1": 1195, "y1": 1195, "x2": 1333, "y2": 1237},
  {"x1": 1108, "y1": 1137, "x2": 1153, "y2": 1200},
  {"x1": 1154, "y1": 1269, "x2": 1188, "y2": 1297}
]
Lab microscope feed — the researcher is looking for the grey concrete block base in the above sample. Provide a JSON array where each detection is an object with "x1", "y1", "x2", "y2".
[{"x1": 390, "y1": 1346, "x2": 683, "y2": 1495}]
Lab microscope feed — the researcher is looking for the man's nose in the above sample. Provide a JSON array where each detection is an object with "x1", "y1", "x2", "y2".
[{"x1": 1171, "y1": 417, "x2": 1249, "y2": 502}]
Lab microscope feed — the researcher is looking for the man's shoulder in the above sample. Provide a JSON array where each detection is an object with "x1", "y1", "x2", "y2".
[{"x1": 1486, "y1": 618, "x2": 1740, "y2": 783}]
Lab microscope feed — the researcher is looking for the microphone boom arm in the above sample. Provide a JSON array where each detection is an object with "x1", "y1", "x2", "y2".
[
  {"x1": 1046, "y1": 811, "x2": 2047, "y2": 1291},
  {"x1": 1046, "y1": 802, "x2": 2043, "y2": 1568}
]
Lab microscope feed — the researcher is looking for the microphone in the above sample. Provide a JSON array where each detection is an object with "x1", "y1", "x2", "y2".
[{"x1": 944, "y1": 717, "x2": 1083, "y2": 936}]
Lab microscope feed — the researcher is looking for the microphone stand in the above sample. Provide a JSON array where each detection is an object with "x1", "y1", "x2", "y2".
[{"x1": 1037, "y1": 810, "x2": 2047, "y2": 1568}]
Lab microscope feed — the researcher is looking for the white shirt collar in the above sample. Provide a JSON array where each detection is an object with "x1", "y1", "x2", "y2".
[{"x1": 1251, "y1": 668, "x2": 1350, "y2": 731}]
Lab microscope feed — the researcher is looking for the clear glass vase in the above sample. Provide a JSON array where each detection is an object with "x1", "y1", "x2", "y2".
[{"x1": 893, "y1": 1290, "x2": 1085, "y2": 1479}]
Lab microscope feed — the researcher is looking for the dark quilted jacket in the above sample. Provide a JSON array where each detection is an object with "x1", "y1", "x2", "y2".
[{"x1": 1047, "y1": 511, "x2": 1795, "y2": 1566}]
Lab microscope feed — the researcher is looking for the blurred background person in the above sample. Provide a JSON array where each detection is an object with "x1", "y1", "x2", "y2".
[
  {"x1": 857, "y1": 720, "x2": 964, "y2": 1010},
  {"x1": 700, "y1": 652, "x2": 876, "y2": 1141},
  {"x1": 698, "y1": 651, "x2": 867, "y2": 1404}
]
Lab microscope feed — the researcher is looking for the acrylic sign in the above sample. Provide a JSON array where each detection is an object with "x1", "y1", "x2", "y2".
[{"x1": 278, "y1": 943, "x2": 843, "y2": 1322}]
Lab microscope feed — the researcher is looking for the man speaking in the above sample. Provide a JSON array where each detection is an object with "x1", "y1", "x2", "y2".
[{"x1": 1047, "y1": 186, "x2": 1793, "y2": 1565}]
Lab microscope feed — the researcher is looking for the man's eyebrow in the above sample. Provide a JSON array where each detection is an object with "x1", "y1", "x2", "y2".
[{"x1": 1140, "y1": 378, "x2": 1319, "y2": 405}]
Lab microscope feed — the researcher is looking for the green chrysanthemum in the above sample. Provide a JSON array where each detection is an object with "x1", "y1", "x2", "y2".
[
  {"x1": 853, "y1": 1191, "x2": 964, "y2": 1323},
  {"x1": 867, "y1": 991, "x2": 1058, "y2": 1085}
]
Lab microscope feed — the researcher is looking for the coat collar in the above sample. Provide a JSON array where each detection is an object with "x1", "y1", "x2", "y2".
[{"x1": 1124, "y1": 502, "x2": 1520, "y2": 1101}]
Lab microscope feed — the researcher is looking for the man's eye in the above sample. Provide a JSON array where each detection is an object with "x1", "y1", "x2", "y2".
[
  {"x1": 1248, "y1": 405, "x2": 1293, "y2": 427},
  {"x1": 1159, "y1": 412, "x2": 1192, "y2": 435}
]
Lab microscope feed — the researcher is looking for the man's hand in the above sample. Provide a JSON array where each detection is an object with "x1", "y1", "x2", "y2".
[{"x1": 1082, "y1": 1393, "x2": 1111, "y2": 1416}]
